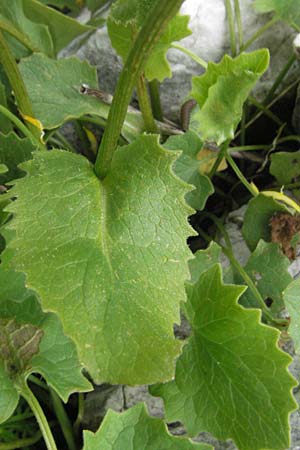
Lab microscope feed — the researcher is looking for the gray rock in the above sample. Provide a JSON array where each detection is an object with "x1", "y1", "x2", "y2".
[{"x1": 62, "y1": 0, "x2": 298, "y2": 122}]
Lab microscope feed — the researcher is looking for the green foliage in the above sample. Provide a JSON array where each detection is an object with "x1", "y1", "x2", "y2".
[
  {"x1": 151, "y1": 264, "x2": 297, "y2": 450},
  {"x1": 254, "y1": 0, "x2": 300, "y2": 29},
  {"x1": 284, "y1": 277, "x2": 300, "y2": 352},
  {"x1": 108, "y1": 0, "x2": 191, "y2": 81},
  {"x1": 83, "y1": 403, "x2": 212, "y2": 450},
  {"x1": 242, "y1": 193, "x2": 288, "y2": 251},
  {"x1": 2, "y1": 136, "x2": 193, "y2": 385},
  {"x1": 0, "y1": 133, "x2": 35, "y2": 185},
  {"x1": 163, "y1": 131, "x2": 214, "y2": 210},
  {"x1": 190, "y1": 50, "x2": 269, "y2": 145},
  {"x1": 270, "y1": 151, "x2": 300, "y2": 185},
  {"x1": 0, "y1": 268, "x2": 92, "y2": 423}
]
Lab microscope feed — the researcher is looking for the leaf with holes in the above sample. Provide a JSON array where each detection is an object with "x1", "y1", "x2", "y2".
[
  {"x1": 83, "y1": 403, "x2": 212, "y2": 450},
  {"x1": 151, "y1": 264, "x2": 297, "y2": 450},
  {"x1": 163, "y1": 131, "x2": 214, "y2": 210},
  {"x1": 190, "y1": 50, "x2": 269, "y2": 145},
  {"x1": 107, "y1": 0, "x2": 191, "y2": 81},
  {"x1": 0, "y1": 268, "x2": 92, "y2": 424},
  {"x1": 2, "y1": 135, "x2": 193, "y2": 385}
]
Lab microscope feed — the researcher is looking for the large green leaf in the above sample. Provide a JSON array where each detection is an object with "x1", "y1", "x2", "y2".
[
  {"x1": 151, "y1": 264, "x2": 297, "y2": 450},
  {"x1": 242, "y1": 193, "x2": 288, "y2": 251},
  {"x1": 2, "y1": 136, "x2": 193, "y2": 385},
  {"x1": 0, "y1": 132, "x2": 36, "y2": 186},
  {"x1": 0, "y1": 268, "x2": 92, "y2": 423},
  {"x1": 270, "y1": 151, "x2": 300, "y2": 185},
  {"x1": 254, "y1": 0, "x2": 300, "y2": 29},
  {"x1": 284, "y1": 277, "x2": 300, "y2": 353},
  {"x1": 83, "y1": 403, "x2": 211, "y2": 450},
  {"x1": 190, "y1": 50, "x2": 269, "y2": 145},
  {"x1": 19, "y1": 53, "x2": 146, "y2": 142},
  {"x1": 107, "y1": 0, "x2": 191, "y2": 82},
  {"x1": 163, "y1": 131, "x2": 214, "y2": 210}
]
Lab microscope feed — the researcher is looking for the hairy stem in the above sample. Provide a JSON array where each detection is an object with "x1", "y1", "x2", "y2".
[
  {"x1": 136, "y1": 73, "x2": 158, "y2": 133},
  {"x1": 94, "y1": 0, "x2": 185, "y2": 179}
]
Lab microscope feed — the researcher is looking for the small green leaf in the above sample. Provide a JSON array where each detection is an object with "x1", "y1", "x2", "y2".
[
  {"x1": 242, "y1": 193, "x2": 288, "y2": 251},
  {"x1": 270, "y1": 151, "x2": 300, "y2": 185},
  {"x1": 0, "y1": 132, "x2": 35, "y2": 185},
  {"x1": 0, "y1": 268, "x2": 92, "y2": 423},
  {"x1": 83, "y1": 403, "x2": 211, "y2": 450},
  {"x1": 191, "y1": 50, "x2": 269, "y2": 145},
  {"x1": 284, "y1": 277, "x2": 300, "y2": 353},
  {"x1": 151, "y1": 265, "x2": 297, "y2": 450},
  {"x1": 164, "y1": 131, "x2": 214, "y2": 210},
  {"x1": 231, "y1": 240, "x2": 292, "y2": 313},
  {"x1": 19, "y1": 53, "x2": 145, "y2": 141},
  {"x1": 2, "y1": 135, "x2": 194, "y2": 385},
  {"x1": 107, "y1": 0, "x2": 191, "y2": 82},
  {"x1": 254, "y1": 0, "x2": 300, "y2": 29}
]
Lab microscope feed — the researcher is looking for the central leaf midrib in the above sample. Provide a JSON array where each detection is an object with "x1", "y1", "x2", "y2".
[{"x1": 98, "y1": 182, "x2": 114, "y2": 278}]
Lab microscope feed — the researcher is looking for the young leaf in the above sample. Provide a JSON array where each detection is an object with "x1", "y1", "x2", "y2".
[
  {"x1": 190, "y1": 50, "x2": 269, "y2": 145},
  {"x1": 18, "y1": 53, "x2": 146, "y2": 141},
  {"x1": 2, "y1": 135, "x2": 194, "y2": 385},
  {"x1": 231, "y1": 240, "x2": 292, "y2": 313},
  {"x1": 0, "y1": 268, "x2": 92, "y2": 423},
  {"x1": 242, "y1": 193, "x2": 288, "y2": 251},
  {"x1": 0, "y1": 132, "x2": 35, "y2": 186},
  {"x1": 83, "y1": 403, "x2": 211, "y2": 450},
  {"x1": 107, "y1": 0, "x2": 191, "y2": 82},
  {"x1": 270, "y1": 151, "x2": 300, "y2": 185},
  {"x1": 254, "y1": 0, "x2": 300, "y2": 30},
  {"x1": 284, "y1": 277, "x2": 300, "y2": 353},
  {"x1": 151, "y1": 265, "x2": 297, "y2": 450},
  {"x1": 164, "y1": 131, "x2": 214, "y2": 210}
]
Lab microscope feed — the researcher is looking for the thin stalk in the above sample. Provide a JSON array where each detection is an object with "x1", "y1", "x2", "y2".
[
  {"x1": 50, "y1": 388, "x2": 77, "y2": 450},
  {"x1": 236, "y1": 77, "x2": 300, "y2": 137},
  {"x1": 225, "y1": 0, "x2": 237, "y2": 57},
  {"x1": 240, "y1": 102, "x2": 247, "y2": 146},
  {"x1": 95, "y1": 0, "x2": 185, "y2": 179},
  {"x1": 18, "y1": 380, "x2": 58, "y2": 450},
  {"x1": 234, "y1": 0, "x2": 243, "y2": 50},
  {"x1": 149, "y1": 80, "x2": 163, "y2": 121},
  {"x1": 248, "y1": 95, "x2": 284, "y2": 127},
  {"x1": 277, "y1": 135, "x2": 300, "y2": 144},
  {"x1": 54, "y1": 131, "x2": 77, "y2": 153},
  {"x1": 0, "y1": 430, "x2": 42, "y2": 450},
  {"x1": 170, "y1": 43, "x2": 208, "y2": 69},
  {"x1": 242, "y1": 17, "x2": 277, "y2": 51},
  {"x1": 263, "y1": 53, "x2": 297, "y2": 105},
  {"x1": 206, "y1": 213, "x2": 288, "y2": 327},
  {"x1": 73, "y1": 393, "x2": 84, "y2": 440},
  {"x1": 226, "y1": 152, "x2": 258, "y2": 197},
  {"x1": 0, "y1": 30, "x2": 41, "y2": 142},
  {"x1": 208, "y1": 140, "x2": 230, "y2": 178},
  {"x1": 229, "y1": 144, "x2": 270, "y2": 151},
  {"x1": 136, "y1": 73, "x2": 158, "y2": 133},
  {"x1": 0, "y1": 105, "x2": 42, "y2": 149}
]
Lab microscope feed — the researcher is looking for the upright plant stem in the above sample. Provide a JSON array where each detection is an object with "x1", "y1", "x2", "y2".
[
  {"x1": 226, "y1": 152, "x2": 258, "y2": 197},
  {"x1": 248, "y1": 96, "x2": 284, "y2": 127},
  {"x1": 94, "y1": 0, "x2": 185, "y2": 179},
  {"x1": 225, "y1": 0, "x2": 237, "y2": 57},
  {"x1": 18, "y1": 380, "x2": 58, "y2": 450},
  {"x1": 233, "y1": 0, "x2": 243, "y2": 50},
  {"x1": 263, "y1": 53, "x2": 296, "y2": 105},
  {"x1": 242, "y1": 17, "x2": 277, "y2": 51},
  {"x1": 149, "y1": 79, "x2": 163, "y2": 121},
  {"x1": 136, "y1": 73, "x2": 157, "y2": 133},
  {"x1": 0, "y1": 30, "x2": 41, "y2": 143},
  {"x1": 50, "y1": 388, "x2": 77, "y2": 450}
]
